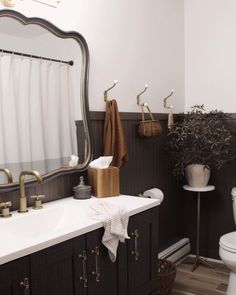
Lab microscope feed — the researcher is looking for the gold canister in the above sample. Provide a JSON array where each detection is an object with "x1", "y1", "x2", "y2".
[{"x1": 88, "y1": 167, "x2": 120, "y2": 198}]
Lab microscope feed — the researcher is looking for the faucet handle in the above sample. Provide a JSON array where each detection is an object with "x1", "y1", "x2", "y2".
[
  {"x1": 0, "y1": 201, "x2": 12, "y2": 218},
  {"x1": 30, "y1": 194, "x2": 45, "y2": 210}
]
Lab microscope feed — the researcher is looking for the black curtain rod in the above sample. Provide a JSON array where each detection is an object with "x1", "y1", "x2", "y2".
[{"x1": 0, "y1": 48, "x2": 74, "y2": 66}]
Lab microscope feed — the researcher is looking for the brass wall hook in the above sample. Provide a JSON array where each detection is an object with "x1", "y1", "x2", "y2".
[
  {"x1": 104, "y1": 80, "x2": 118, "y2": 102},
  {"x1": 163, "y1": 89, "x2": 175, "y2": 129},
  {"x1": 136, "y1": 84, "x2": 148, "y2": 106},
  {"x1": 163, "y1": 89, "x2": 175, "y2": 109},
  {"x1": 136, "y1": 84, "x2": 153, "y2": 115}
]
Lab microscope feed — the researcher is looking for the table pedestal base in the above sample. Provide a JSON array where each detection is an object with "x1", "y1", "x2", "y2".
[
  {"x1": 191, "y1": 255, "x2": 214, "y2": 272},
  {"x1": 185, "y1": 255, "x2": 215, "y2": 272}
]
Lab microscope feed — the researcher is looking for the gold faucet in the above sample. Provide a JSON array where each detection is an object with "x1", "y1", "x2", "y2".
[
  {"x1": 18, "y1": 170, "x2": 43, "y2": 213},
  {"x1": 0, "y1": 168, "x2": 13, "y2": 184}
]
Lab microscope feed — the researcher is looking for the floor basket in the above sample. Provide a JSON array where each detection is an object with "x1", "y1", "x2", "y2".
[{"x1": 157, "y1": 259, "x2": 176, "y2": 295}]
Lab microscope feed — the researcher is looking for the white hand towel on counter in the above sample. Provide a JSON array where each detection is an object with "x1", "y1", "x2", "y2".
[{"x1": 89, "y1": 201, "x2": 130, "y2": 262}]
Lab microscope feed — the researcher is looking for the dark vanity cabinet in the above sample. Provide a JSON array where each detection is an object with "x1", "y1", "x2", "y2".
[
  {"x1": 0, "y1": 256, "x2": 30, "y2": 295},
  {"x1": 0, "y1": 207, "x2": 159, "y2": 295}
]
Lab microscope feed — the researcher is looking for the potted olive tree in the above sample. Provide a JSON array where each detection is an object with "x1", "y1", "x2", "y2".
[{"x1": 167, "y1": 105, "x2": 233, "y2": 187}]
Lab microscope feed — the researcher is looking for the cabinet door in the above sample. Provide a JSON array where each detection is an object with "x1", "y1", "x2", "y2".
[
  {"x1": 86, "y1": 228, "x2": 126, "y2": 295},
  {"x1": 127, "y1": 207, "x2": 159, "y2": 295},
  {"x1": 30, "y1": 236, "x2": 86, "y2": 295},
  {"x1": 0, "y1": 256, "x2": 30, "y2": 295}
]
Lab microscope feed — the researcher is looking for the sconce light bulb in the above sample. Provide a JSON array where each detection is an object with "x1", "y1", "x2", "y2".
[
  {"x1": 114, "y1": 80, "x2": 118, "y2": 84},
  {"x1": 145, "y1": 84, "x2": 148, "y2": 88}
]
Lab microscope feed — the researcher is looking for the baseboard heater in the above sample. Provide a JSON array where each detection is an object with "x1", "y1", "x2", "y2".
[{"x1": 158, "y1": 238, "x2": 191, "y2": 263}]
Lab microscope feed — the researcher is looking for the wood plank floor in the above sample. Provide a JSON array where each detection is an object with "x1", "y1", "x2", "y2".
[{"x1": 172, "y1": 257, "x2": 230, "y2": 295}]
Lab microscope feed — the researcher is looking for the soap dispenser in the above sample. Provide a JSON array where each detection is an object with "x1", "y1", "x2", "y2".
[{"x1": 73, "y1": 176, "x2": 92, "y2": 200}]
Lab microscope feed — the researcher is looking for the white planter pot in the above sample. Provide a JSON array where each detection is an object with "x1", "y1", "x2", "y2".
[{"x1": 185, "y1": 164, "x2": 210, "y2": 187}]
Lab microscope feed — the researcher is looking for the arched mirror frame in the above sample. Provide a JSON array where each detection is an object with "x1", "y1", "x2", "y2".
[{"x1": 0, "y1": 9, "x2": 93, "y2": 192}]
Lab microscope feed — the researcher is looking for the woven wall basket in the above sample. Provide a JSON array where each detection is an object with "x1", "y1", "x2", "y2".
[{"x1": 138, "y1": 105, "x2": 162, "y2": 137}]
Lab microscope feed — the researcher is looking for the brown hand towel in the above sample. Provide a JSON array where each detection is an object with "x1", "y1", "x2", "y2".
[{"x1": 103, "y1": 99, "x2": 128, "y2": 168}]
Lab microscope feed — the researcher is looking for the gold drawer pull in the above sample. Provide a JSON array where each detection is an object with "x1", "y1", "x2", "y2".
[
  {"x1": 131, "y1": 229, "x2": 139, "y2": 261},
  {"x1": 91, "y1": 247, "x2": 100, "y2": 282},
  {"x1": 79, "y1": 250, "x2": 88, "y2": 288}
]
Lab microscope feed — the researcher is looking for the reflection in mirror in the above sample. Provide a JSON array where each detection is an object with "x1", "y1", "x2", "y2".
[
  {"x1": 0, "y1": 13, "x2": 91, "y2": 186},
  {"x1": 0, "y1": 168, "x2": 13, "y2": 184}
]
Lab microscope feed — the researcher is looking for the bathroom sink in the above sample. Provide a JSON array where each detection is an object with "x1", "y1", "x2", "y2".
[
  {"x1": 0, "y1": 206, "x2": 64, "y2": 239},
  {"x1": 0, "y1": 202, "x2": 89, "y2": 240}
]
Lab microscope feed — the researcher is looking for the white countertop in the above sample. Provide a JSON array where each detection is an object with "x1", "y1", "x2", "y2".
[{"x1": 0, "y1": 195, "x2": 160, "y2": 265}]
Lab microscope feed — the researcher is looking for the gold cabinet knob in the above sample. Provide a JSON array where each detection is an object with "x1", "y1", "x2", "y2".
[
  {"x1": 30, "y1": 194, "x2": 45, "y2": 209},
  {"x1": 0, "y1": 201, "x2": 12, "y2": 218},
  {"x1": 20, "y1": 277, "x2": 30, "y2": 290}
]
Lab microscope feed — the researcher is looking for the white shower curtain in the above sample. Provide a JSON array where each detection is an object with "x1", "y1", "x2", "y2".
[{"x1": 0, "y1": 55, "x2": 77, "y2": 183}]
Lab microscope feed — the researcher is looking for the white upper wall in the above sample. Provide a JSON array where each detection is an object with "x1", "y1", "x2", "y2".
[
  {"x1": 2, "y1": 0, "x2": 185, "y2": 113},
  {"x1": 185, "y1": 0, "x2": 236, "y2": 112}
]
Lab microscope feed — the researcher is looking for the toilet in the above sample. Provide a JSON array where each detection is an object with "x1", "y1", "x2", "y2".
[{"x1": 219, "y1": 188, "x2": 236, "y2": 295}]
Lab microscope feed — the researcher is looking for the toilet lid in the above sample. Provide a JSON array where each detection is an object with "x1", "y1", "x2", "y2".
[{"x1": 220, "y1": 232, "x2": 236, "y2": 253}]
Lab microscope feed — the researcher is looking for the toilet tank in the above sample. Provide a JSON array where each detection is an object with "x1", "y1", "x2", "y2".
[{"x1": 232, "y1": 187, "x2": 236, "y2": 224}]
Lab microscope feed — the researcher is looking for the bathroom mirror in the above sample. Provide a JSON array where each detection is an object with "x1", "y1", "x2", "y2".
[{"x1": 0, "y1": 10, "x2": 92, "y2": 190}]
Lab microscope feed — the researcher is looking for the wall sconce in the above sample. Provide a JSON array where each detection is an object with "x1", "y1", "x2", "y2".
[
  {"x1": 0, "y1": 0, "x2": 15, "y2": 7},
  {"x1": 0, "y1": 0, "x2": 61, "y2": 8}
]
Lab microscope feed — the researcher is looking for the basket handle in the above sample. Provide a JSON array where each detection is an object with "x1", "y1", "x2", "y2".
[{"x1": 141, "y1": 105, "x2": 154, "y2": 121}]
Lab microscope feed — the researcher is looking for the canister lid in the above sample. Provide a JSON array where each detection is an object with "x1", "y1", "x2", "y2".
[{"x1": 73, "y1": 176, "x2": 91, "y2": 192}]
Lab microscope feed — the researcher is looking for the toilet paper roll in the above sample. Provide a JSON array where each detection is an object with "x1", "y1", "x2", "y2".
[
  {"x1": 232, "y1": 187, "x2": 236, "y2": 197},
  {"x1": 143, "y1": 188, "x2": 164, "y2": 203}
]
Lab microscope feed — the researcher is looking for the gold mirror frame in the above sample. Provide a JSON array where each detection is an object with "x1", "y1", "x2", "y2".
[{"x1": 0, "y1": 9, "x2": 93, "y2": 192}]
